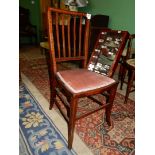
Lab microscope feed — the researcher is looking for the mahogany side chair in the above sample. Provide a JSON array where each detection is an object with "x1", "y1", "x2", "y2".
[
  {"x1": 47, "y1": 7, "x2": 129, "y2": 149},
  {"x1": 119, "y1": 34, "x2": 135, "y2": 87},
  {"x1": 119, "y1": 34, "x2": 135, "y2": 103}
]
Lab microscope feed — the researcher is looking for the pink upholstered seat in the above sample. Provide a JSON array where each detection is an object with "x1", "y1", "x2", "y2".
[{"x1": 56, "y1": 69, "x2": 115, "y2": 94}]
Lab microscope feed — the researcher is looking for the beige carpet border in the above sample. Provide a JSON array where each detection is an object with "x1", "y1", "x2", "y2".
[{"x1": 21, "y1": 73, "x2": 93, "y2": 155}]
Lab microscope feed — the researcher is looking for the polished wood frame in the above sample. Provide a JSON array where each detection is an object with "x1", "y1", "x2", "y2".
[{"x1": 47, "y1": 7, "x2": 128, "y2": 149}]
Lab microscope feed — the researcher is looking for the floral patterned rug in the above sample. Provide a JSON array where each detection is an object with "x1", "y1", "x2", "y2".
[
  {"x1": 20, "y1": 57, "x2": 135, "y2": 155},
  {"x1": 19, "y1": 83, "x2": 76, "y2": 155}
]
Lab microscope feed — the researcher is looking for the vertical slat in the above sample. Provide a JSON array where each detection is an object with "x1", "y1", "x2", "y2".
[
  {"x1": 67, "y1": 16, "x2": 71, "y2": 57},
  {"x1": 83, "y1": 18, "x2": 90, "y2": 68},
  {"x1": 78, "y1": 16, "x2": 82, "y2": 56},
  {"x1": 73, "y1": 16, "x2": 76, "y2": 57},
  {"x1": 56, "y1": 12, "x2": 61, "y2": 58},
  {"x1": 61, "y1": 14, "x2": 66, "y2": 57}
]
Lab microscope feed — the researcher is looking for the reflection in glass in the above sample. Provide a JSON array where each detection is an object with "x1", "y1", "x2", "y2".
[{"x1": 88, "y1": 30, "x2": 123, "y2": 76}]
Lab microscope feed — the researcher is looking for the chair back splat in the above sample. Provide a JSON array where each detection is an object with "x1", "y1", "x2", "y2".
[
  {"x1": 47, "y1": 7, "x2": 90, "y2": 74},
  {"x1": 47, "y1": 7, "x2": 129, "y2": 150}
]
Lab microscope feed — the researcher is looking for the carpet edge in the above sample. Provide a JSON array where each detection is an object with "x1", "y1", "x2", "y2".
[{"x1": 21, "y1": 73, "x2": 94, "y2": 155}]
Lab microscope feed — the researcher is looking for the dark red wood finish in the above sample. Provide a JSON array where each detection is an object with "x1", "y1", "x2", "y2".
[
  {"x1": 119, "y1": 34, "x2": 135, "y2": 103},
  {"x1": 47, "y1": 7, "x2": 128, "y2": 149}
]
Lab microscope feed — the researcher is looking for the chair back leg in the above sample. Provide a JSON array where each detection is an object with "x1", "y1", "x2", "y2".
[
  {"x1": 120, "y1": 64, "x2": 127, "y2": 90},
  {"x1": 124, "y1": 70, "x2": 135, "y2": 103}
]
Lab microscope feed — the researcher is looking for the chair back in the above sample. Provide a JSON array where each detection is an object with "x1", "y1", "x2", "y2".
[
  {"x1": 125, "y1": 34, "x2": 135, "y2": 60},
  {"x1": 47, "y1": 7, "x2": 91, "y2": 73},
  {"x1": 88, "y1": 29, "x2": 129, "y2": 78}
]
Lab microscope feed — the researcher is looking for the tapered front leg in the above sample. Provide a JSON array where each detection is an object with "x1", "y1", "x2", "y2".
[
  {"x1": 49, "y1": 79, "x2": 56, "y2": 110},
  {"x1": 68, "y1": 97, "x2": 78, "y2": 149},
  {"x1": 105, "y1": 82, "x2": 118, "y2": 126}
]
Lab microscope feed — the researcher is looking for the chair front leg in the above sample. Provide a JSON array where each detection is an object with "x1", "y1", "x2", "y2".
[
  {"x1": 49, "y1": 79, "x2": 56, "y2": 110},
  {"x1": 105, "y1": 82, "x2": 118, "y2": 126},
  {"x1": 68, "y1": 97, "x2": 78, "y2": 150}
]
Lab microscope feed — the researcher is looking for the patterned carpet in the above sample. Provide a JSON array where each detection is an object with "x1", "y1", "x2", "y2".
[
  {"x1": 20, "y1": 56, "x2": 135, "y2": 155},
  {"x1": 19, "y1": 83, "x2": 76, "y2": 155}
]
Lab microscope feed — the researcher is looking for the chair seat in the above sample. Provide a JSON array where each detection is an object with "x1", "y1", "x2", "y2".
[
  {"x1": 126, "y1": 59, "x2": 135, "y2": 68},
  {"x1": 126, "y1": 59, "x2": 135, "y2": 70},
  {"x1": 56, "y1": 69, "x2": 116, "y2": 94},
  {"x1": 40, "y1": 42, "x2": 49, "y2": 50}
]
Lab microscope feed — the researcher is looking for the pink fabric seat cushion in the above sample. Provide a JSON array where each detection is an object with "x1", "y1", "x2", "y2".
[{"x1": 56, "y1": 69, "x2": 116, "y2": 94}]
